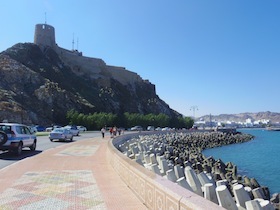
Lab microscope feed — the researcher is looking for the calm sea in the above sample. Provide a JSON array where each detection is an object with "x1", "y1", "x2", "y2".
[{"x1": 202, "y1": 128, "x2": 280, "y2": 195}]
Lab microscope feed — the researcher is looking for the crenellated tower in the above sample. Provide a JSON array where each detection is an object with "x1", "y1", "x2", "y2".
[{"x1": 34, "y1": 24, "x2": 56, "y2": 48}]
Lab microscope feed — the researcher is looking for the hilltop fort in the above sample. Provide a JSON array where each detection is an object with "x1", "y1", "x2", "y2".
[
  {"x1": 0, "y1": 23, "x2": 179, "y2": 125},
  {"x1": 34, "y1": 23, "x2": 147, "y2": 86}
]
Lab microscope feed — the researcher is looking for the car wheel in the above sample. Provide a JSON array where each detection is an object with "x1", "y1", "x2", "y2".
[
  {"x1": 50, "y1": 139, "x2": 53, "y2": 142},
  {"x1": 0, "y1": 132, "x2": 8, "y2": 146},
  {"x1": 29, "y1": 140, "x2": 36, "y2": 151},
  {"x1": 16, "y1": 142, "x2": 23, "y2": 156},
  {"x1": 70, "y1": 136, "x2": 73, "y2": 141}
]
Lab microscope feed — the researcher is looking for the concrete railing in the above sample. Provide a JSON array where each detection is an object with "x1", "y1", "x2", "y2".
[{"x1": 107, "y1": 132, "x2": 225, "y2": 210}]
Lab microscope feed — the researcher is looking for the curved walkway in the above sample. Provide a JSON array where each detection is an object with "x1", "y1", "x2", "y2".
[{"x1": 0, "y1": 136, "x2": 147, "y2": 210}]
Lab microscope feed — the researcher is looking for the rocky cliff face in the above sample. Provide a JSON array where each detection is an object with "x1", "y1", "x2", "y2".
[{"x1": 0, "y1": 43, "x2": 180, "y2": 125}]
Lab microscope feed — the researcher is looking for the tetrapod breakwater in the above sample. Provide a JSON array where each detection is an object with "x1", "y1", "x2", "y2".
[{"x1": 117, "y1": 131, "x2": 279, "y2": 210}]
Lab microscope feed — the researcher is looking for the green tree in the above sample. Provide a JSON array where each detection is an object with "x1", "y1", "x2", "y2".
[
  {"x1": 154, "y1": 113, "x2": 169, "y2": 127},
  {"x1": 66, "y1": 110, "x2": 194, "y2": 130},
  {"x1": 183, "y1": 117, "x2": 194, "y2": 129}
]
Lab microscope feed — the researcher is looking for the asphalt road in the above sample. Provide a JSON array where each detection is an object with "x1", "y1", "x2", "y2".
[{"x1": 0, "y1": 131, "x2": 102, "y2": 170}]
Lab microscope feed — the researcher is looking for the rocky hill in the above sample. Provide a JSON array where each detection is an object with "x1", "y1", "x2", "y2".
[
  {"x1": 199, "y1": 111, "x2": 280, "y2": 123},
  {"x1": 0, "y1": 43, "x2": 180, "y2": 125}
]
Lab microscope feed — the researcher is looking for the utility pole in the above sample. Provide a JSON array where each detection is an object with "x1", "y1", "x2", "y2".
[
  {"x1": 20, "y1": 92, "x2": 24, "y2": 124},
  {"x1": 45, "y1": 12, "x2": 47, "y2": 24},
  {"x1": 72, "y1": 33, "x2": 75, "y2": 51},
  {"x1": 190, "y1": 106, "x2": 198, "y2": 119}
]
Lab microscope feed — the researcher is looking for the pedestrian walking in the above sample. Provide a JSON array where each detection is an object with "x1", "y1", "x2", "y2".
[
  {"x1": 112, "y1": 126, "x2": 117, "y2": 137},
  {"x1": 109, "y1": 127, "x2": 113, "y2": 137},
  {"x1": 118, "y1": 127, "x2": 121, "y2": 135},
  {"x1": 101, "y1": 127, "x2": 106, "y2": 138}
]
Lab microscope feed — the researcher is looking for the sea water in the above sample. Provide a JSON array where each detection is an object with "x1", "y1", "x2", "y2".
[{"x1": 202, "y1": 128, "x2": 280, "y2": 195}]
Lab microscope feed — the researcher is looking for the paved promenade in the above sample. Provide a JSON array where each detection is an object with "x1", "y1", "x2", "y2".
[{"x1": 0, "y1": 135, "x2": 148, "y2": 210}]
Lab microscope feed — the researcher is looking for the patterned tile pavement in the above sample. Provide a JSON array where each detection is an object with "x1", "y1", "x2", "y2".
[
  {"x1": 56, "y1": 145, "x2": 100, "y2": 157},
  {"x1": 0, "y1": 170, "x2": 106, "y2": 210},
  {"x1": 0, "y1": 136, "x2": 148, "y2": 210}
]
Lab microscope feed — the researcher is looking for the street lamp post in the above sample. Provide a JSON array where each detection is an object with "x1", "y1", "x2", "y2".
[
  {"x1": 20, "y1": 92, "x2": 24, "y2": 124},
  {"x1": 190, "y1": 106, "x2": 198, "y2": 119},
  {"x1": 51, "y1": 109, "x2": 54, "y2": 124}
]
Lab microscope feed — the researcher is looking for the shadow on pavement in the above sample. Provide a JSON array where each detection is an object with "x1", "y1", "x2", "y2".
[
  {"x1": 50, "y1": 140, "x2": 77, "y2": 143},
  {"x1": 0, "y1": 150, "x2": 42, "y2": 161}
]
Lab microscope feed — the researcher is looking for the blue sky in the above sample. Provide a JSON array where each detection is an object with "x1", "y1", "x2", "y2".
[{"x1": 1, "y1": 0, "x2": 280, "y2": 117}]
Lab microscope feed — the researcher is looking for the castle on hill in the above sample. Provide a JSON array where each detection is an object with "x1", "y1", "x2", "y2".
[{"x1": 33, "y1": 23, "x2": 152, "y2": 87}]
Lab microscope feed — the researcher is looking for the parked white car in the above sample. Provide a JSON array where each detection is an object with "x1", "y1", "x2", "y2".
[
  {"x1": 147, "y1": 126, "x2": 155, "y2": 131},
  {"x1": 130, "y1": 126, "x2": 143, "y2": 131},
  {"x1": 64, "y1": 125, "x2": 79, "y2": 136},
  {"x1": 49, "y1": 128, "x2": 73, "y2": 142},
  {"x1": 46, "y1": 125, "x2": 61, "y2": 132},
  {"x1": 77, "y1": 126, "x2": 87, "y2": 132},
  {"x1": 0, "y1": 123, "x2": 37, "y2": 155}
]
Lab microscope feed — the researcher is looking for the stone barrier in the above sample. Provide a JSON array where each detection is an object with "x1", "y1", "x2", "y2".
[
  {"x1": 233, "y1": 184, "x2": 251, "y2": 209},
  {"x1": 107, "y1": 132, "x2": 225, "y2": 210},
  {"x1": 204, "y1": 183, "x2": 219, "y2": 204},
  {"x1": 216, "y1": 185, "x2": 238, "y2": 210},
  {"x1": 108, "y1": 131, "x2": 279, "y2": 210}
]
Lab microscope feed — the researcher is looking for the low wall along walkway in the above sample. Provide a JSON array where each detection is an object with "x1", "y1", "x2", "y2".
[
  {"x1": 107, "y1": 131, "x2": 278, "y2": 210},
  {"x1": 107, "y1": 132, "x2": 225, "y2": 210}
]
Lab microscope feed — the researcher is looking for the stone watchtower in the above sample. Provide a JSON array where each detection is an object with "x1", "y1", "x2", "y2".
[{"x1": 34, "y1": 24, "x2": 56, "y2": 48}]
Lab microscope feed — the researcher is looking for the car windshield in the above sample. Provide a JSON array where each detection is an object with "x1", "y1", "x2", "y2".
[{"x1": 53, "y1": 128, "x2": 64, "y2": 133}]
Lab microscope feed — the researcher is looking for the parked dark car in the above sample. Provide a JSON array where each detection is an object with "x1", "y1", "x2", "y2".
[{"x1": 34, "y1": 125, "x2": 45, "y2": 132}]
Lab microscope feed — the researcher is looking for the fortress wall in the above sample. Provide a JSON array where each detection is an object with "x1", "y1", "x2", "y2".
[
  {"x1": 57, "y1": 46, "x2": 145, "y2": 85},
  {"x1": 106, "y1": 65, "x2": 143, "y2": 85},
  {"x1": 107, "y1": 133, "x2": 225, "y2": 210},
  {"x1": 56, "y1": 47, "x2": 106, "y2": 77}
]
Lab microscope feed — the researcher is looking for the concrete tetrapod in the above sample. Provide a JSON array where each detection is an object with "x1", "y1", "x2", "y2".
[
  {"x1": 166, "y1": 169, "x2": 177, "y2": 182},
  {"x1": 244, "y1": 186, "x2": 254, "y2": 200},
  {"x1": 197, "y1": 171, "x2": 215, "y2": 191},
  {"x1": 204, "y1": 183, "x2": 219, "y2": 204},
  {"x1": 216, "y1": 185, "x2": 238, "y2": 210},
  {"x1": 184, "y1": 166, "x2": 203, "y2": 196},
  {"x1": 252, "y1": 187, "x2": 266, "y2": 199},
  {"x1": 158, "y1": 157, "x2": 169, "y2": 174},
  {"x1": 232, "y1": 184, "x2": 251, "y2": 209},
  {"x1": 119, "y1": 132, "x2": 280, "y2": 208},
  {"x1": 245, "y1": 200, "x2": 263, "y2": 210},
  {"x1": 135, "y1": 154, "x2": 144, "y2": 166},
  {"x1": 216, "y1": 179, "x2": 229, "y2": 187},
  {"x1": 259, "y1": 200, "x2": 275, "y2": 210},
  {"x1": 177, "y1": 177, "x2": 193, "y2": 192},
  {"x1": 149, "y1": 154, "x2": 157, "y2": 164},
  {"x1": 151, "y1": 163, "x2": 162, "y2": 176},
  {"x1": 144, "y1": 154, "x2": 150, "y2": 164},
  {"x1": 174, "y1": 165, "x2": 184, "y2": 179}
]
